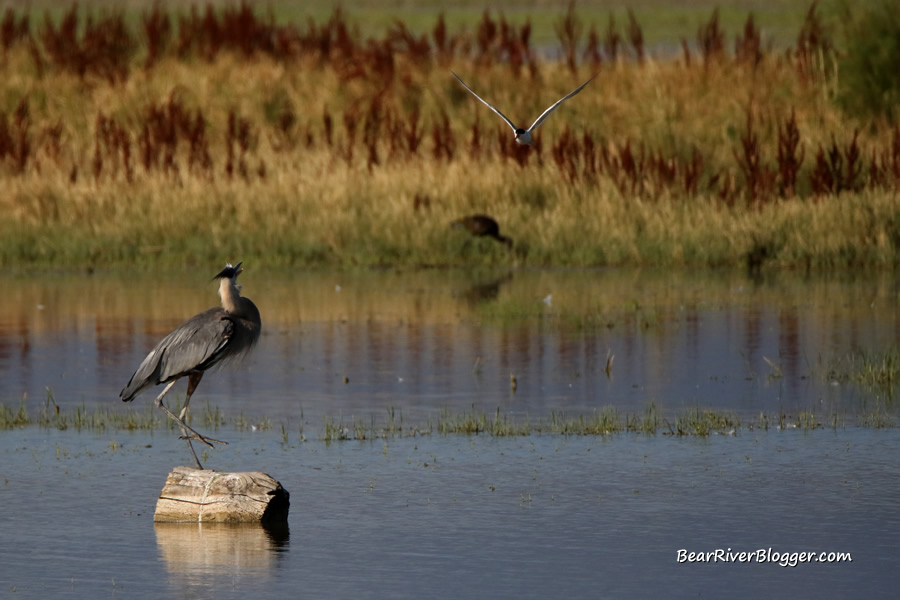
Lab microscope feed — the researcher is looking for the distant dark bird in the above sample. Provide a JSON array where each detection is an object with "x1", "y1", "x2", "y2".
[
  {"x1": 452, "y1": 71, "x2": 596, "y2": 145},
  {"x1": 120, "y1": 262, "x2": 261, "y2": 469},
  {"x1": 452, "y1": 214, "x2": 513, "y2": 248}
]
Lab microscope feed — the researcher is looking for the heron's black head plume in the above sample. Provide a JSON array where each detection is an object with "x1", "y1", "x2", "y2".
[{"x1": 213, "y1": 261, "x2": 243, "y2": 281}]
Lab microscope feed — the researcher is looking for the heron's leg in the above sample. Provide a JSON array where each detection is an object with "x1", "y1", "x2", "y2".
[
  {"x1": 179, "y1": 372, "x2": 227, "y2": 448},
  {"x1": 153, "y1": 378, "x2": 227, "y2": 450},
  {"x1": 185, "y1": 438, "x2": 204, "y2": 470},
  {"x1": 179, "y1": 372, "x2": 204, "y2": 420}
]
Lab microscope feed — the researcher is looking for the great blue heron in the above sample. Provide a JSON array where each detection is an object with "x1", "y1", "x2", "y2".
[
  {"x1": 452, "y1": 71, "x2": 595, "y2": 145},
  {"x1": 120, "y1": 261, "x2": 261, "y2": 469},
  {"x1": 452, "y1": 214, "x2": 513, "y2": 248}
]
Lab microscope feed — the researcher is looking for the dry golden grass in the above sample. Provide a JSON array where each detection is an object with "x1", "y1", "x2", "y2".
[{"x1": 0, "y1": 4, "x2": 897, "y2": 270}]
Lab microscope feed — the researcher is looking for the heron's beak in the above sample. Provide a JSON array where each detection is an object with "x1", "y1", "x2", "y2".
[{"x1": 213, "y1": 261, "x2": 243, "y2": 280}]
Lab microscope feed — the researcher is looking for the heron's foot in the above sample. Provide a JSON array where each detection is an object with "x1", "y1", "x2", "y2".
[{"x1": 179, "y1": 433, "x2": 228, "y2": 448}]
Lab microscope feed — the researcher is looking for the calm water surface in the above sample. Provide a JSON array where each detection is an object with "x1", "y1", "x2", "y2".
[
  {"x1": 1, "y1": 268, "x2": 898, "y2": 598},
  {"x1": 2, "y1": 267, "x2": 898, "y2": 424},
  {"x1": 0, "y1": 428, "x2": 898, "y2": 598}
]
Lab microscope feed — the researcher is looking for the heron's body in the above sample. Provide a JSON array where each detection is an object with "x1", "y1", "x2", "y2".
[
  {"x1": 120, "y1": 262, "x2": 260, "y2": 468},
  {"x1": 452, "y1": 72, "x2": 595, "y2": 146},
  {"x1": 452, "y1": 214, "x2": 513, "y2": 248}
]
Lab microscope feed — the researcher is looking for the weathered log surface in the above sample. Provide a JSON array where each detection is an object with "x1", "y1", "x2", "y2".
[{"x1": 154, "y1": 466, "x2": 290, "y2": 523}]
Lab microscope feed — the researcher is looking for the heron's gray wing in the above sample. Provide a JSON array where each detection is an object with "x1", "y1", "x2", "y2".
[
  {"x1": 120, "y1": 308, "x2": 233, "y2": 401},
  {"x1": 526, "y1": 75, "x2": 596, "y2": 133},
  {"x1": 452, "y1": 72, "x2": 519, "y2": 133}
]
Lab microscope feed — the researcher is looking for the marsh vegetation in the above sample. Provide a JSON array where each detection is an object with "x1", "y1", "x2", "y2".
[{"x1": 0, "y1": 1, "x2": 897, "y2": 269}]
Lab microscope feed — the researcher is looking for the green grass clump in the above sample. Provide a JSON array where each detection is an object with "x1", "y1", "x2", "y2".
[
  {"x1": 435, "y1": 407, "x2": 531, "y2": 437},
  {"x1": 836, "y1": 0, "x2": 900, "y2": 121},
  {"x1": 822, "y1": 348, "x2": 900, "y2": 396},
  {"x1": 671, "y1": 407, "x2": 740, "y2": 436},
  {"x1": 550, "y1": 406, "x2": 623, "y2": 435},
  {"x1": 0, "y1": 402, "x2": 29, "y2": 429}
]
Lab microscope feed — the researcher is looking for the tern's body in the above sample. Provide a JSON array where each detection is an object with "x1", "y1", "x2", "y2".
[{"x1": 453, "y1": 72, "x2": 595, "y2": 145}]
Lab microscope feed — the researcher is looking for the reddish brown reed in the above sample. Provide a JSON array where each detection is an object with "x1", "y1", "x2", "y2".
[
  {"x1": 681, "y1": 39, "x2": 692, "y2": 67},
  {"x1": 697, "y1": 8, "x2": 725, "y2": 65},
  {"x1": 387, "y1": 20, "x2": 430, "y2": 68},
  {"x1": 137, "y1": 92, "x2": 211, "y2": 178},
  {"x1": 735, "y1": 14, "x2": 763, "y2": 67},
  {"x1": 322, "y1": 108, "x2": 333, "y2": 148},
  {"x1": 402, "y1": 105, "x2": 424, "y2": 157},
  {"x1": 626, "y1": 10, "x2": 644, "y2": 63},
  {"x1": 811, "y1": 131, "x2": 862, "y2": 196},
  {"x1": 412, "y1": 193, "x2": 431, "y2": 211},
  {"x1": 795, "y1": 0, "x2": 833, "y2": 83},
  {"x1": 555, "y1": 1, "x2": 582, "y2": 74},
  {"x1": 734, "y1": 109, "x2": 776, "y2": 203},
  {"x1": 40, "y1": 4, "x2": 135, "y2": 83},
  {"x1": 475, "y1": 10, "x2": 498, "y2": 68},
  {"x1": 141, "y1": 2, "x2": 171, "y2": 69},
  {"x1": 868, "y1": 127, "x2": 900, "y2": 189},
  {"x1": 604, "y1": 14, "x2": 621, "y2": 62},
  {"x1": 1, "y1": 7, "x2": 30, "y2": 53},
  {"x1": 27, "y1": 32, "x2": 44, "y2": 77},
  {"x1": 467, "y1": 118, "x2": 483, "y2": 157},
  {"x1": 432, "y1": 14, "x2": 449, "y2": 67},
  {"x1": 341, "y1": 104, "x2": 359, "y2": 165},
  {"x1": 473, "y1": 10, "x2": 535, "y2": 77},
  {"x1": 583, "y1": 24, "x2": 602, "y2": 70},
  {"x1": 776, "y1": 109, "x2": 804, "y2": 198},
  {"x1": 93, "y1": 111, "x2": 134, "y2": 182},
  {"x1": 363, "y1": 95, "x2": 384, "y2": 171},
  {"x1": 551, "y1": 125, "x2": 580, "y2": 183},
  {"x1": 431, "y1": 109, "x2": 455, "y2": 162},
  {"x1": 35, "y1": 121, "x2": 63, "y2": 172},
  {"x1": 225, "y1": 110, "x2": 253, "y2": 180},
  {"x1": 0, "y1": 97, "x2": 30, "y2": 174},
  {"x1": 267, "y1": 97, "x2": 297, "y2": 153}
]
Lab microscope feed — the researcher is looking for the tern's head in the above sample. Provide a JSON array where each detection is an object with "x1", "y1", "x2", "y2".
[{"x1": 514, "y1": 129, "x2": 532, "y2": 145}]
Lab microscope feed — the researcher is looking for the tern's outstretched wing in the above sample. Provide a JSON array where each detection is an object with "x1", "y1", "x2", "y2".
[
  {"x1": 527, "y1": 75, "x2": 596, "y2": 133},
  {"x1": 452, "y1": 72, "x2": 519, "y2": 133}
]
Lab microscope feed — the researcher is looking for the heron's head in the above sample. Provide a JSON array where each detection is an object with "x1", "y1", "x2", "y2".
[{"x1": 213, "y1": 261, "x2": 243, "y2": 281}]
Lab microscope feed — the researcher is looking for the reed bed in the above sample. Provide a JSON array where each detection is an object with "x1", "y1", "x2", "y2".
[{"x1": 0, "y1": 1, "x2": 897, "y2": 269}]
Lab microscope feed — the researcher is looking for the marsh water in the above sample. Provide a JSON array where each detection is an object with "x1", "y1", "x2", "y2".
[{"x1": 1, "y1": 267, "x2": 899, "y2": 598}]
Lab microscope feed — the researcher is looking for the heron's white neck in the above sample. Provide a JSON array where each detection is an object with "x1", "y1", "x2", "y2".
[{"x1": 218, "y1": 277, "x2": 242, "y2": 314}]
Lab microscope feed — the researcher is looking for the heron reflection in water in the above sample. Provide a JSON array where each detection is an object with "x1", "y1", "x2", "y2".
[{"x1": 120, "y1": 262, "x2": 261, "y2": 469}]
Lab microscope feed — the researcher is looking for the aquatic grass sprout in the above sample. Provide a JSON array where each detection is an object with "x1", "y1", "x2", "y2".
[
  {"x1": 3, "y1": 402, "x2": 882, "y2": 436},
  {"x1": 822, "y1": 348, "x2": 899, "y2": 396}
]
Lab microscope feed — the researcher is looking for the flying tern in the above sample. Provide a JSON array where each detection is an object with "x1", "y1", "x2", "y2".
[{"x1": 452, "y1": 71, "x2": 595, "y2": 145}]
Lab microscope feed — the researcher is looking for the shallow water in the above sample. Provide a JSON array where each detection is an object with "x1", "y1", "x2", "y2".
[
  {"x1": 0, "y1": 427, "x2": 897, "y2": 598},
  {"x1": 2, "y1": 268, "x2": 898, "y2": 426},
  {"x1": 1, "y1": 267, "x2": 898, "y2": 598}
]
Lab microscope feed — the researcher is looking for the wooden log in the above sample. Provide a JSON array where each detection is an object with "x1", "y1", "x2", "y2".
[{"x1": 154, "y1": 466, "x2": 290, "y2": 523}]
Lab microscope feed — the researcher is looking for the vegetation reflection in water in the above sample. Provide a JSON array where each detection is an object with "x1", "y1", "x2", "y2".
[
  {"x1": 5, "y1": 264, "x2": 897, "y2": 331},
  {"x1": 1, "y1": 267, "x2": 897, "y2": 426}
]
